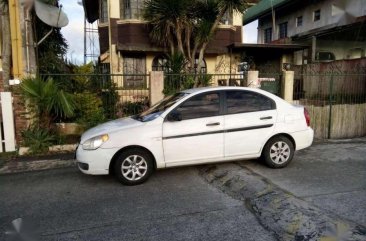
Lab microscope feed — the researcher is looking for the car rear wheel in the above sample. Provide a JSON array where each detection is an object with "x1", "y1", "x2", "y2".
[
  {"x1": 262, "y1": 136, "x2": 294, "y2": 168},
  {"x1": 114, "y1": 148, "x2": 154, "y2": 185}
]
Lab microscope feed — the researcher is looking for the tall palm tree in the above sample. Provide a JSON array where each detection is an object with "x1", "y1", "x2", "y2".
[
  {"x1": 143, "y1": 0, "x2": 192, "y2": 56},
  {"x1": 143, "y1": 0, "x2": 248, "y2": 84},
  {"x1": 195, "y1": 0, "x2": 249, "y2": 75}
]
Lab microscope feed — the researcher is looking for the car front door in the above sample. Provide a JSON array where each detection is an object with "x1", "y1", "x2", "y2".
[
  {"x1": 163, "y1": 91, "x2": 224, "y2": 166},
  {"x1": 224, "y1": 90, "x2": 277, "y2": 157}
]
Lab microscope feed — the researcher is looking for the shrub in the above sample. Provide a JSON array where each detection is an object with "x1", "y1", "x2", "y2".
[
  {"x1": 20, "y1": 77, "x2": 75, "y2": 129},
  {"x1": 22, "y1": 127, "x2": 55, "y2": 155},
  {"x1": 120, "y1": 100, "x2": 149, "y2": 117},
  {"x1": 74, "y1": 92, "x2": 106, "y2": 129}
]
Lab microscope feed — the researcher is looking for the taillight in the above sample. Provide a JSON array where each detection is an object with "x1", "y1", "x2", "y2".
[{"x1": 304, "y1": 108, "x2": 310, "y2": 127}]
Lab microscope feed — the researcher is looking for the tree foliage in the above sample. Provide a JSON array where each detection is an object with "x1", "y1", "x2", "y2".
[
  {"x1": 143, "y1": 0, "x2": 248, "y2": 79},
  {"x1": 20, "y1": 77, "x2": 75, "y2": 129},
  {"x1": 34, "y1": 0, "x2": 68, "y2": 75}
]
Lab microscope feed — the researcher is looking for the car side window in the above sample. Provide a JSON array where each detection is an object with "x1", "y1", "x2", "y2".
[
  {"x1": 226, "y1": 91, "x2": 275, "y2": 114},
  {"x1": 175, "y1": 92, "x2": 220, "y2": 120}
]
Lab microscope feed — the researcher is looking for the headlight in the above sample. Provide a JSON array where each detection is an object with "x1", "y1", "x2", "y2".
[{"x1": 82, "y1": 134, "x2": 109, "y2": 150}]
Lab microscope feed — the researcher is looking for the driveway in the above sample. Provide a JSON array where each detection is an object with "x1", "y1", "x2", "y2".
[
  {"x1": 0, "y1": 167, "x2": 274, "y2": 241},
  {"x1": 0, "y1": 139, "x2": 365, "y2": 240},
  {"x1": 242, "y1": 139, "x2": 366, "y2": 227}
]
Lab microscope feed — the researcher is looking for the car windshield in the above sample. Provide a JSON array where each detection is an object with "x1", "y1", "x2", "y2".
[{"x1": 133, "y1": 92, "x2": 187, "y2": 122}]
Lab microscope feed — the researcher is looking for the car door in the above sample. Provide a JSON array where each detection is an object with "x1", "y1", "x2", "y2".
[
  {"x1": 163, "y1": 91, "x2": 224, "y2": 166},
  {"x1": 224, "y1": 90, "x2": 277, "y2": 157}
]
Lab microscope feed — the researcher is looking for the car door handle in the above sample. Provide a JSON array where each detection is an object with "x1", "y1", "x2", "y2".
[
  {"x1": 206, "y1": 122, "x2": 220, "y2": 126},
  {"x1": 260, "y1": 116, "x2": 273, "y2": 120}
]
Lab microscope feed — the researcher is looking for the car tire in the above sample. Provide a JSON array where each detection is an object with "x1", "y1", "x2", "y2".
[
  {"x1": 262, "y1": 136, "x2": 294, "y2": 168},
  {"x1": 114, "y1": 148, "x2": 154, "y2": 185}
]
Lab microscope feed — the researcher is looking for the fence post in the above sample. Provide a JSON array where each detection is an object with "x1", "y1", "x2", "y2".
[
  {"x1": 247, "y1": 71, "x2": 259, "y2": 88},
  {"x1": 1, "y1": 92, "x2": 16, "y2": 152},
  {"x1": 149, "y1": 71, "x2": 164, "y2": 106},
  {"x1": 281, "y1": 71, "x2": 294, "y2": 102}
]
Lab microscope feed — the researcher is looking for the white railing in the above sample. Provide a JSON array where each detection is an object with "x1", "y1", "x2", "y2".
[{"x1": 0, "y1": 92, "x2": 16, "y2": 152}]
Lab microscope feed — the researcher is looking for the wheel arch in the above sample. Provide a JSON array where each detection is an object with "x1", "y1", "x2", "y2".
[
  {"x1": 109, "y1": 145, "x2": 157, "y2": 174},
  {"x1": 262, "y1": 133, "x2": 296, "y2": 153}
]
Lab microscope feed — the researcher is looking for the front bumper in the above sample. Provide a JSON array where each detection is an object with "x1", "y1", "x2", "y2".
[{"x1": 76, "y1": 145, "x2": 119, "y2": 175}]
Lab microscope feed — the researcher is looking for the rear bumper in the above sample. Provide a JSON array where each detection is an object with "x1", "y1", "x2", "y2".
[
  {"x1": 76, "y1": 146, "x2": 119, "y2": 175},
  {"x1": 292, "y1": 128, "x2": 314, "y2": 151}
]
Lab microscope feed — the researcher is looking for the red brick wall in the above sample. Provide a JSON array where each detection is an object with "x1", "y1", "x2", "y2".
[
  {"x1": 12, "y1": 87, "x2": 28, "y2": 144},
  {"x1": 0, "y1": 72, "x2": 27, "y2": 145}
]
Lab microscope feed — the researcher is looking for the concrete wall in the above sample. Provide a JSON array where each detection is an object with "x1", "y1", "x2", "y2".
[
  {"x1": 258, "y1": 0, "x2": 366, "y2": 43},
  {"x1": 317, "y1": 40, "x2": 366, "y2": 60}
]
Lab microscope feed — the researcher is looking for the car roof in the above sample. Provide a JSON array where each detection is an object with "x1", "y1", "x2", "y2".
[
  {"x1": 181, "y1": 86, "x2": 288, "y2": 105},
  {"x1": 182, "y1": 86, "x2": 271, "y2": 95}
]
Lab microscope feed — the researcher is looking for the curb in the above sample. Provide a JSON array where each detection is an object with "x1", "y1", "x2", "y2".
[
  {"x1": 199, "y1": 163, "x2": 366, "y2": 241},
  {"x1": 0, "y1": 158, "x2": 76, "y2": 175}
]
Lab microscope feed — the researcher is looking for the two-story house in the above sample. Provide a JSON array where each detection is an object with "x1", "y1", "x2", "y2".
[
  {"x1": 83, "y1": 0, "x2": 251, "y2": 87},
  {"x1": 243, "y1": 0, "x2": 366, "y2": 65}
]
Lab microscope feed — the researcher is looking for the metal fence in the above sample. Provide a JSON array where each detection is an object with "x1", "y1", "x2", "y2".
[
  {"x1": 163, "y1": 73, "x2": 248, "y2": 95},
  {"x1": 42, "y1": 71, "x2": 366, "y2": 139},
  {"x1": 293, "y1": 73, "x2": 366, "y2": 139},
  {"x1": 41, "y1": 73, "x2": 150, "y2": 129}
]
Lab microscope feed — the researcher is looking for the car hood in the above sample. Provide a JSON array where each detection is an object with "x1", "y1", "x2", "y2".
[{"x1": 80, "y1": 117, "x2": 143, "y2": 143}]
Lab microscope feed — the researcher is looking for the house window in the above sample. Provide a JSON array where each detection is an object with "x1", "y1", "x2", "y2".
[
  {"x1": 314, "y1": 9, "x2": 321, "y2": 21},
  {"x1": 278, "y1": 22, "x2": 288, "y2": 39},
  {"x1": 296, "y1": 16, "x2": 303, "y2": 27},
  {"x1": 123, "y1": 55, "x2": 146, "y2": 88},
  {"x1": 100, "y1": 0, "x2": 108, "y2": 23},
  {"x1": 121, "y1": 0, "x2": 142, "y2": 19},
  {"x1": 220, "y1": 11, "x2": 233, "y2": 25},
  {"x1": 152, "y1": 55, "x2": 169, "y2": 72},
  {"x1": 264, "y1": 28, "x2": 272, "y2": 43}
]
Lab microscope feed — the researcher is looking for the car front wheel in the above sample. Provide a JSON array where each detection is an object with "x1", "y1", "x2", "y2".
[
  {"x1": 262, "y1": 136, "x2": 294, "y2": 168},
  {"x1": 114, "y1": 148, "x2": 154, "y2": 185}
]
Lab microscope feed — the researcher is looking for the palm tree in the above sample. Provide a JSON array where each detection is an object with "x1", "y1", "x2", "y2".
[
  {"x1": 21, "y1": 77, "x2": 75, "y2": 129},
  {"x1": 143, "y1": 0, "x2": 192, "y2": 56},
  {"x1": 195, "y1": 0, "x2": 249, "y2": 75},
  {"x1": 143, "y1": 0, "x2": 248, "y2": 84}
]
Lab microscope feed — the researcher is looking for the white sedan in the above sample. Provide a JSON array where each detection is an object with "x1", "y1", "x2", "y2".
[{"x1": 76, "y1": 87, "x2": 313, "y2": 185}]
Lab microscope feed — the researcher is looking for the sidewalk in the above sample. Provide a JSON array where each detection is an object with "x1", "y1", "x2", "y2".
[{"x1": 0, "y1": 153, "x2": 75, "y2": 175}]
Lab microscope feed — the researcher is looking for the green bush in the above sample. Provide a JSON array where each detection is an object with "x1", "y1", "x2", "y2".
[
  {"x1": 120, "y1": 101, "x2": 149, "y2": 116},
  {"x1": 20, "y1": 77, "x2": 75, "y2": 129},
  {"x1": 22, "y1": 127, "x2": 55, "y2": 155},
  {"x1": 74, "y1": 92, "x2": 106, "y2": 129}
]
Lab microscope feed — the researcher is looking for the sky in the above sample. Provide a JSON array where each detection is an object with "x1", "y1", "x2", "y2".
[
  {"x1": 59, "y1": 1, "x2": 258, "y2": 65},
  {"x1": 59, "y1": 0, "x2": 85, "y2": 64}
]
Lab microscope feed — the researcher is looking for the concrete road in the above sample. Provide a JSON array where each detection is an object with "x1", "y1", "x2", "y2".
[
  {"x1": 243, "y1": 140, "x2": 366, "y2": 227},
  {"x1": 0, "y1": 167, "x2": 275, "y2": 241}
]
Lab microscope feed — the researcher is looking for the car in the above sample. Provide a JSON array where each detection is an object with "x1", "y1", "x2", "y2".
[{"x1": 76, "y1": 86, "x2": 314, "y2": 185}]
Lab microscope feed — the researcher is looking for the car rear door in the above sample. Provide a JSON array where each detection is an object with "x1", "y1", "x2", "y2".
[
  {"x1": 163, "y1": 91, "x2": 224, "y2": 166},
  {"x1": 224, "y1": 90, "x2": 277, "y2": 157}
]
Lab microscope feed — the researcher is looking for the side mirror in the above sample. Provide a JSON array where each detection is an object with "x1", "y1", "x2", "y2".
[{"x1": 167, "y1": 111, "x2": 182, "y2": 122}]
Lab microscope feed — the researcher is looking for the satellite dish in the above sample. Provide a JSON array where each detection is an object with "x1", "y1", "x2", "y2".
[{"x1": 34, "y1": 0, "x2": 69, "y2": 28}]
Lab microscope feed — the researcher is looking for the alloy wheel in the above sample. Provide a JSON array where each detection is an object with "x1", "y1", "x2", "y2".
[
  {"x1": 270, "y1": 141, "x2": 291, "y2": 164},
  {"x1": 121, "y1": 155, "x2": 148, "y2": 181}
]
